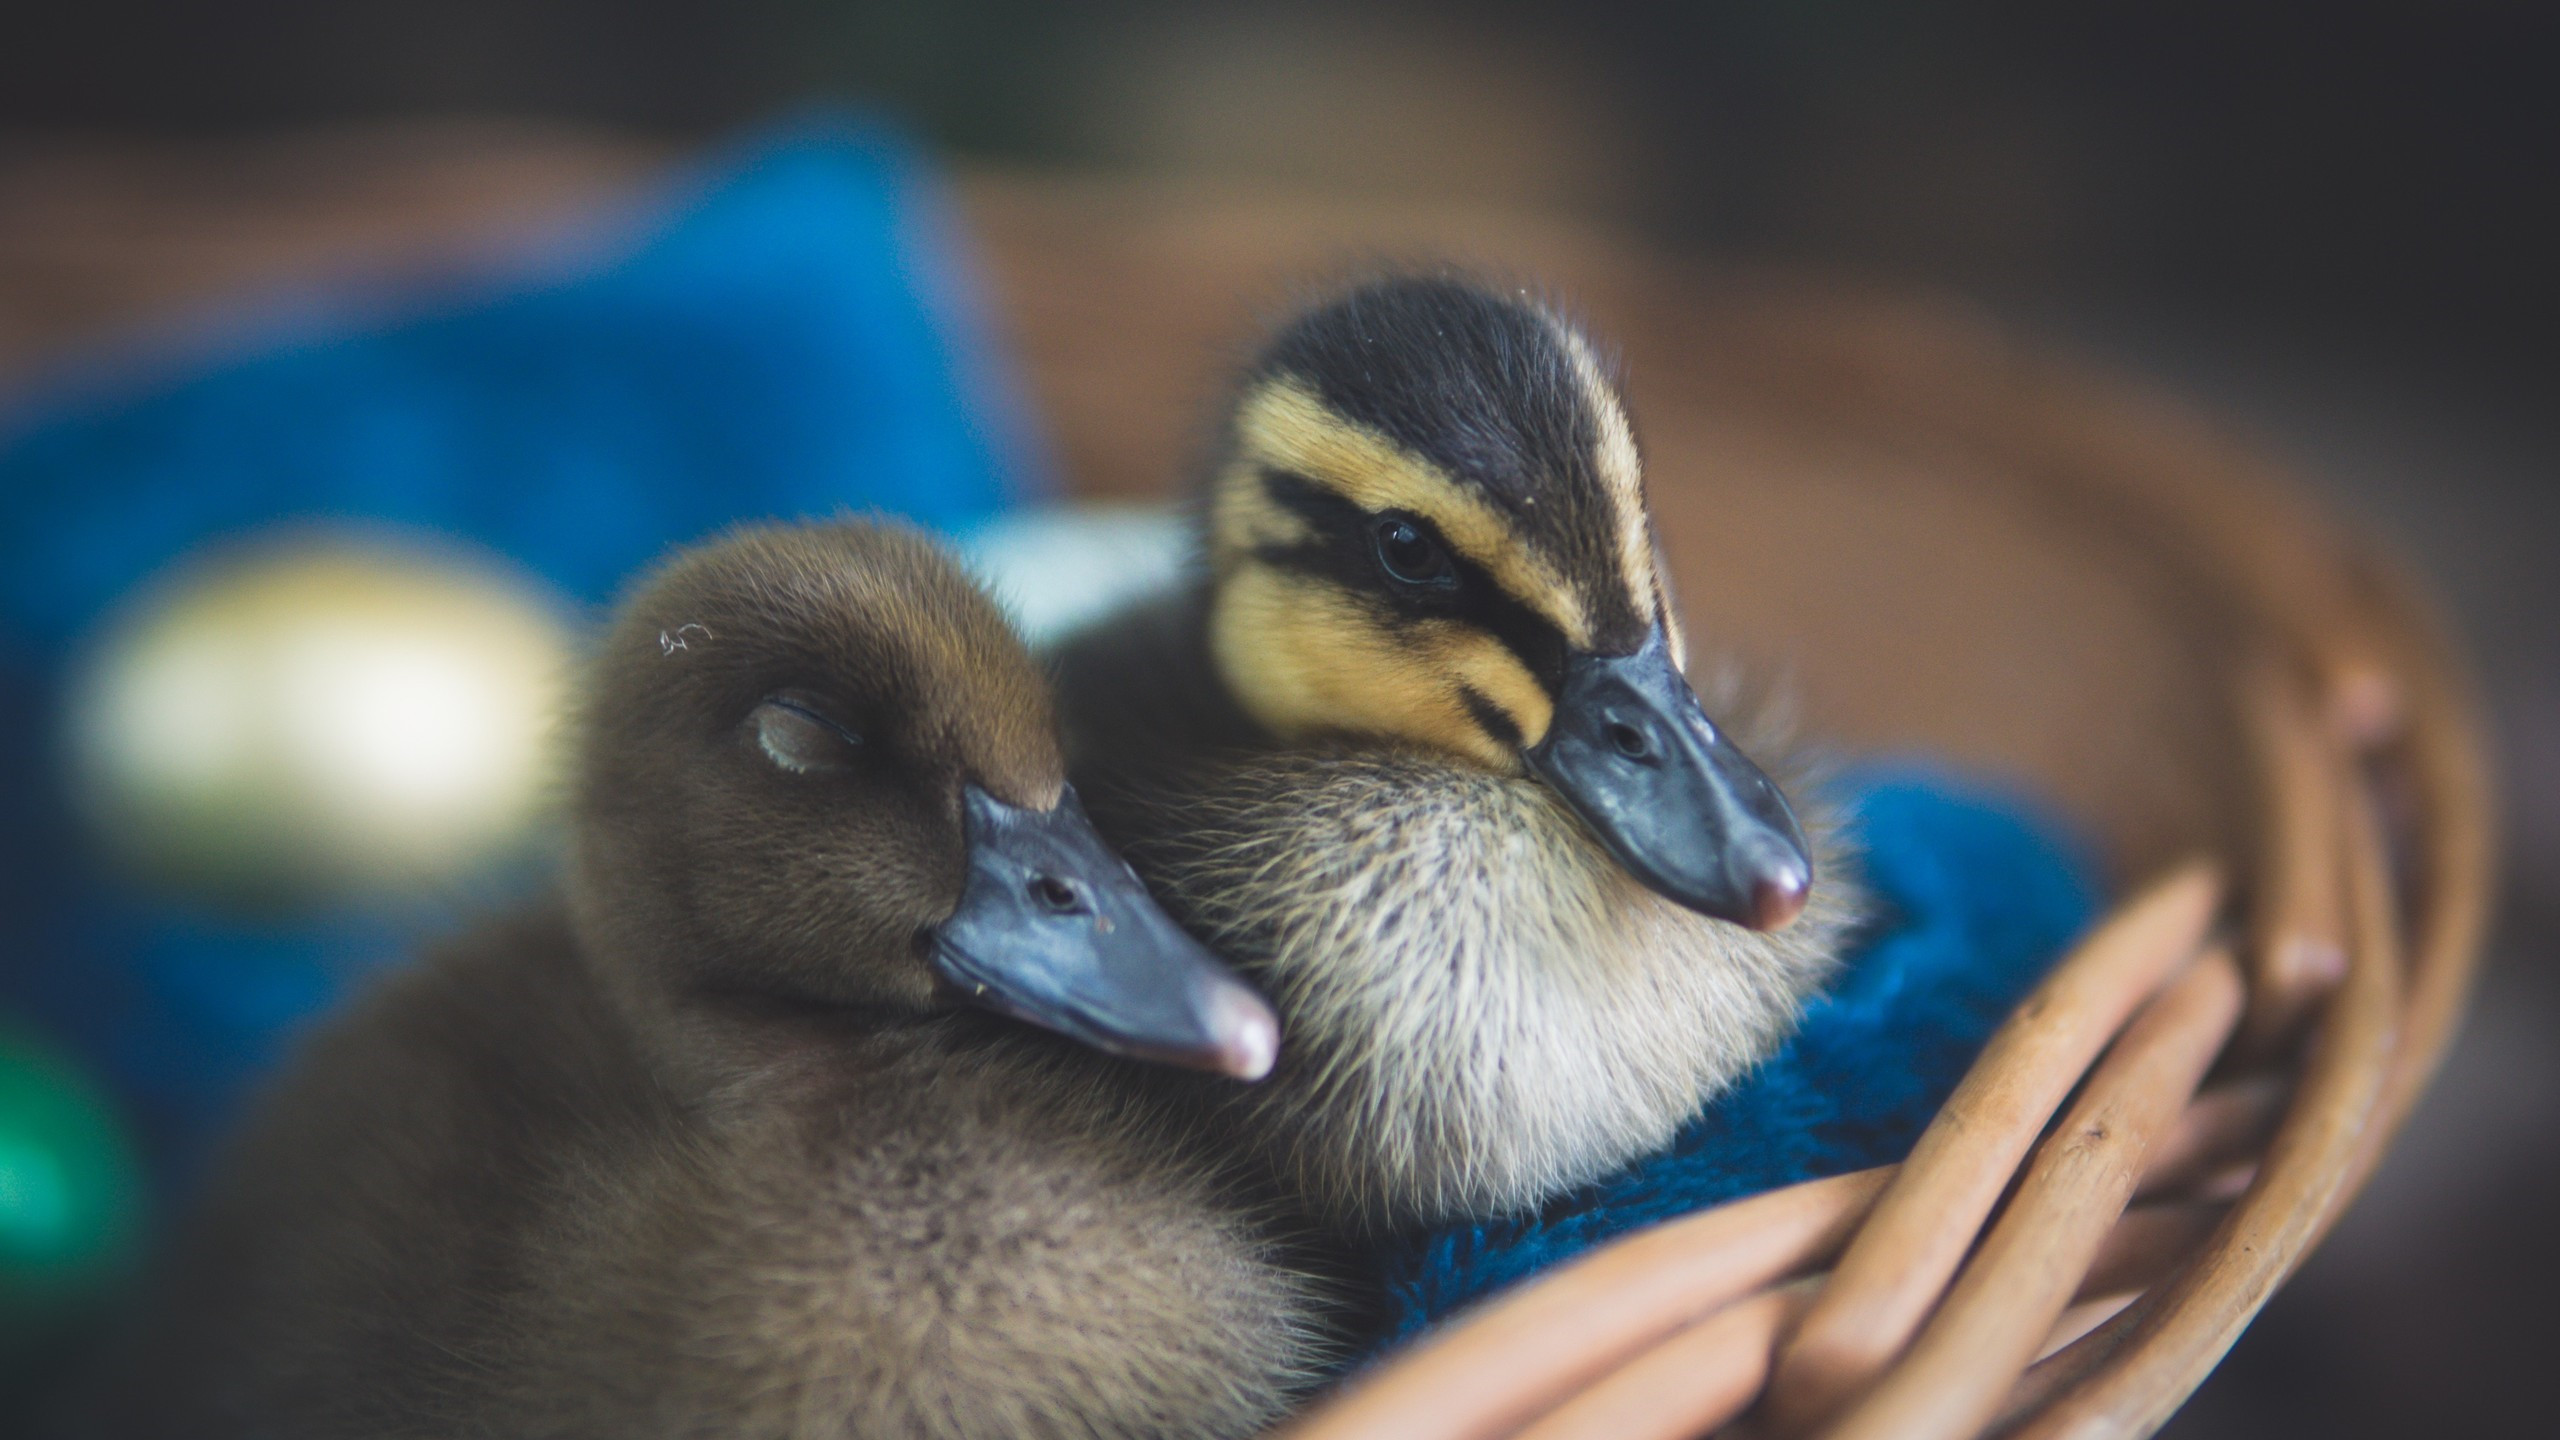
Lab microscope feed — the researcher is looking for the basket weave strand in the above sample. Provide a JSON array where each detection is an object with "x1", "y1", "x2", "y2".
[
  {"x1": 1760, "y1": 866, "x2": 2224, "y2": 1432},
  {"x1": 1822, "y1": 950, "x2": 2247, "y2": 1440}
]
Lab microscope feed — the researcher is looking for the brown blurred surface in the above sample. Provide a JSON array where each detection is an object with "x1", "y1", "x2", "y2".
[{"x1": 0, "y1": 124, "x2": 662, "y2": 383}]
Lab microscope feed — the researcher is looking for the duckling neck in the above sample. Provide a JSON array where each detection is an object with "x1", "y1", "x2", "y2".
[
  {"x1": 1050, "y1": 581, "x2": 1266, "y2": 790},
  {"x1": 1056, "y1": 586, "x2": 1861, "y2": 1235},
  {"x1": 1106, "y1": 751, "x2": 1858, "y2": 1238}
]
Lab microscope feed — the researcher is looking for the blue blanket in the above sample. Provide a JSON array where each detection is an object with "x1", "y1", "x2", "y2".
[{"x1": 1372, "y1": 771, "x2": 2097, "y2": 1344}]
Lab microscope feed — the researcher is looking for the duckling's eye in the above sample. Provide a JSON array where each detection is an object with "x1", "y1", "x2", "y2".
[
  {"x1": 752, "y1": 699, "x2": 864, "y2": 775},
  {"x1": 1371, "y1": 513, "x2": 1459, "y2": 592},
  {"x1": 1028, "y1": 875, "x2": 1090, "y2": 915}
]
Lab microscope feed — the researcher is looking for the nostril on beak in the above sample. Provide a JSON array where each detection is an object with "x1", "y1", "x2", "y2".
[
  {"x1": 1605, "y1": 721, "x2": 1651, "y2": 761},
  {"x1": 1028, "y1": 875, "x2": 1086, "y2": 914}
]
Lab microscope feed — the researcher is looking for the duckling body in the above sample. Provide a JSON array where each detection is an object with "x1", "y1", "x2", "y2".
[
  {"x1": 88, "y1": 523, "x2": 1323, "y2": 1440},
  {"x1": 1056, "y1": 277, "x2": 1865, "y2": 1235}
]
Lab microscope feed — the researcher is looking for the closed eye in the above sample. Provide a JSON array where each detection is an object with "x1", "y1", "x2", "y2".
[{"x1": 752, "y1": 697, "x2": 865, "y2": 775}]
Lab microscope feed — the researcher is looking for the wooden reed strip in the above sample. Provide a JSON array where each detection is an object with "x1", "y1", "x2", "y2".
[
  {"x1": 1276, "y1": 1170, "x2": 1889, "y2": 1440},
  {"x1": 2237, "y1": 660, "x2": 2349, "y2": 1055},
  {"x1": 1994, "y1": 1295, "x2": 2158, "y2": 1434},
  {"x1": 1759, "y1": 863, "x2": 2222, "y2": 1432},
  {"x1": 2343, "y1": 563, "x2": 2498, "y2": 1190},
  {"x1": 2320, "y1": 659, "x2": 2404, "y2": 752},
  {"x1": 1812, "y1": 949, "x2": 2245, "y2": 1440},
  {"x1": 2035, "y1": 1295, "x2": 2139, "y2": 1368},
  {"x1": 2266, "y1": 591, "x2": 2493, "y2": 1272},
  {"x1": 2008, "y1": 731, "x2": 2401, "y2": 1440},
  {"x1": 1509, "y1": 1287, "x2": 1811, "y2": 1440},
  {"x1": 2002, "y1": 1174, "x2": 2256, "y2": 1426},
  {"x1": 1967, "y1": 1190, "x2": 2210, "y2": 1418},
  {"x1": 2074, "y1": 1202, "x2": 2227, "y2": 1302},
  {"x1": 2130, "y1": 1082, "x2": 2283, "y2": 1202}
]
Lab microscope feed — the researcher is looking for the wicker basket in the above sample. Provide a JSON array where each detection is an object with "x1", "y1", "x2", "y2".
[{"x1": 1, "y1": 134, "x2": 2493, "y2": 1440}]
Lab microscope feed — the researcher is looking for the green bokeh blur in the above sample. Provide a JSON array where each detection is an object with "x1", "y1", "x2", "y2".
[{"x1": 0, "y1": 1019, "x2": 147, "y2": 1357}]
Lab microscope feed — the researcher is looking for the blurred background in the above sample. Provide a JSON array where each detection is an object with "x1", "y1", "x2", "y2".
[{"x1": 2, "y1": 2, "x2": 2552, "y2": 1433}]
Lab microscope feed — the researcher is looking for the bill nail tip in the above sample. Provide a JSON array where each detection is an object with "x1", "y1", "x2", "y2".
[
  {"x1": 1212, "y1": 993, "x2": 1282, "y2": 1081},
  {"x1": 1750, "y1": 875, "x2": 1810, "y2": 931}
]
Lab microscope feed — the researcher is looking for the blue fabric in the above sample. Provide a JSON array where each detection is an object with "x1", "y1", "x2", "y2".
[
  {"x1": 0, "y1": 117, "x2": 1040, "y2": 1176},
  {"x1": 1373, "y1": 770, "x2": 2099, "y2": 1344},
  {"x1": 0, "y1": 115, "x2": 1038, "y2": 653}
]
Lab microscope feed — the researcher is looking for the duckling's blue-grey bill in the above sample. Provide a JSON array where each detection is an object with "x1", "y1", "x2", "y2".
[
  {"x1": 1525, "y1": 627, "x2": 1813, "y2": 931},
  {"x1": 930, "y1": 785, "x2": 1281, "y2": 1080}
]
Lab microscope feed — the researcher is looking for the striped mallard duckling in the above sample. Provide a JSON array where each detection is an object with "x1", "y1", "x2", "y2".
[
  {"x1": 85, "y1": 522, "x2": 1322, "y2": 1440},
  {"x1": 1056, "y1": 276, "x2": 1866, "y2": 1235}
]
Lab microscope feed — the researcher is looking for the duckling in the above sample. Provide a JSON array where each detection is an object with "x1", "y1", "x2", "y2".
[
  {"x1": 84, "y1": 522, "x2": 1326, "y2": 1440},
  {"x1": 1054, "y1": 275, "x2": 1865, "y2": 1236}
]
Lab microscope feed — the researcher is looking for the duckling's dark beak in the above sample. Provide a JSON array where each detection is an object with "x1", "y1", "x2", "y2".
[
  {"x1": 930, "y1": 784, "x2": 1280, "y2": 1080},
  {"x1": 1525, "y1": 627, "x2": 1813, "y2": 930}
]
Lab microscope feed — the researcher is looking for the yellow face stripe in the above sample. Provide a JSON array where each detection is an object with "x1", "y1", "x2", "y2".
[
  {"x1": 1217, "y1": 379, "x2": 1594, "y2": 649},
  {"x1": 1553, "y1": 321, "x2": 1661, "y2": 630},
  {"x1": 1207, "y1": 446, "x2": 1317, "y2": 559},
  {"x1": 1442, "y1": 623, "x2": 1557, "y2": 749},
  {"x1": 1653, "y1": 543, "x2": 1691, "y2": 672},
  {"x1": 1209, "y1": 566, "x2": 1556, "y2": 766}
]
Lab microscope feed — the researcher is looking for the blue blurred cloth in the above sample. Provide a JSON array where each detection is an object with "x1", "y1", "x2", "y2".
[
  {"x1": 0, "y1": 116, "x2": 1036, "y2": 649},
  {"x1": 1372, "y1": 771, "x2": 2098, "y2": 1345},
  {"x1": 0, "y1": 117, "x2": 1040, "y2": 1173}
]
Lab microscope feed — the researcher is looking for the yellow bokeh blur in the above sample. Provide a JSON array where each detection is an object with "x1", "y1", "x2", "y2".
[{"x1": 63, "y1": 533, "x2": 574, "y2": 910}]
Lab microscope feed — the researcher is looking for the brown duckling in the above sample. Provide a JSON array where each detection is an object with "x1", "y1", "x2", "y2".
[
  {"x1": 1055, "y1": 275, "x2": 1866, "y2": 1237},
  {"x1": 85, "y1": 521, "x2": 1324, "y2": 1439}
]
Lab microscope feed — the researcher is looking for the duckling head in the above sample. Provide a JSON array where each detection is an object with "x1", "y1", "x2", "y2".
[
  {"x1": 1205, "y1": 274, "x2": 1811, "y2": 931},
  {"x1": 570, "y1": 521, "x2": 1277, "y2": 1082}
]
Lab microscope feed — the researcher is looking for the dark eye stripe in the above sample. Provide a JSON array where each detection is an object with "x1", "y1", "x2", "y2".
[
  {"x1": 1252, "y1": 467, "x2": 1568, "y2": 690},
  {"x1": 1457, "y1": 684, "x2": 1524, "y2": 750}
]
